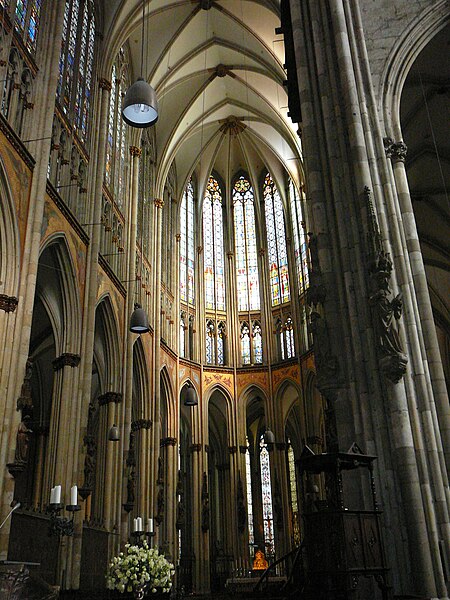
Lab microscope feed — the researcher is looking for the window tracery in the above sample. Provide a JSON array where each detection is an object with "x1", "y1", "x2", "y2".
[
  {"x1": 233, "y1": 175, "x2": 260, "y2": 312},
  {"x1": 180, "y1": 178, "x2": 195, "y2": 306},
  {"x1": 203, "y1": 175, "x2": 226, "y2": 312},
  {"x1": 260, "y1": 435, "x2": 275, "y2": 558},
  {"x1": 263, "y1": 173, "x2": 290, "y2": 306},
  {"x1": 288, "y1": 179, "x2": 309, "y2": 293}
]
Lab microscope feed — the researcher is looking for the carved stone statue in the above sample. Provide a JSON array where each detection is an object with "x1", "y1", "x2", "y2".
[
  {"x1": 369, "y1": 257, "x2": 408, "y2": 383},
  {"x1": 309, "y1": 312, "x2": 338, "y2": 387},
  {"x1": 17, "y1": 358, "x2": 33, "y2": 413},
  {"x1": 156, "y1": 487, "x2": 165, "y2": 525},
  {"x1": 14, "y1": 415, "x2": 32, "y2": 465},
  {"x1": 201, "y1": 472, "x2": 209, "y2": 532}
]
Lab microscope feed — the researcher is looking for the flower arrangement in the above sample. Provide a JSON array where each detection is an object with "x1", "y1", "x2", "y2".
[{"x1": 106, "y1": 540, "x2": 175, "y2": 596}]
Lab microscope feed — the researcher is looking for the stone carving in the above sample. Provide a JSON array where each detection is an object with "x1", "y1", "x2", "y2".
[
  {"x1": 124, "y1": 431, "x2": 136, "y2": 512},
  {"x1": 14, "y1": 415, "x2": 32, "y2": 465},
  {"x1": 79, "y1": 402, "x2": 97, "y2": 498},
  {"x1": 52, "y1": 353, "x2": 80, "y2": 371},
  {"x1": 383, "y1": 137, "x2": 407, "y2": 162},
  {"x1": 306, "y1": 232, "x2": 326, "y2": 308},
  {"x1": 201, "y1": 472, "x2": 209, "y2": 532},
  {"x1": 365, "y1": 187, "x2": 408, "y2": 383},
  {"x1": 309, "y1": 312, "x2": 339, "y2": 387},
  {"x1": 156, "y1": 487, "x2": 165, "y2": 525},
  {"x1": 16, "y1": 358, "x2": 33, "y2": 413},
  {"x1": 157, "y1": 455, "x2": 164, "y2": 485},
  {"x1": 0, "y1": 294, "x2": 19, "y2": 313},
  {"x1": 237, "y1": 475, "x2": 246, "y2": 533}
]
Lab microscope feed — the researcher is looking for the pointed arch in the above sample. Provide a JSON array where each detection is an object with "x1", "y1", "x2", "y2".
[{"x1": 0, "y1": 157, "x2": 20, "y2": 297}]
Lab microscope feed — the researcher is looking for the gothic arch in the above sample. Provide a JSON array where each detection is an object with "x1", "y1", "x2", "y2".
[
  {"x1": 0, "y1": 157, "x2": 20, "y2": 297},
  {"x1": 38, "y1": 234, "x2": 81, "y2": 352},
  {"x1": 132, "y1": 337, "x2": 149, "y2": 421},
  {"x1": 95, "y1": 294, "x2": 121, "y2": 391},
  {"x1": 380, "y1": 0, "x2": 448, "y2": 136}
]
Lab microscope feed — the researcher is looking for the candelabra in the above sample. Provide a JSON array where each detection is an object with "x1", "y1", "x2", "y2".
[
  {"x1": 131, "y1": 517, "x2": 155, "y2": 546},
  {"x1": 47, "y1": 502, "x2": 81, "y2": 537},
  {"x1": 46, "y1": 484, "x2": 80, "y2": 537}
]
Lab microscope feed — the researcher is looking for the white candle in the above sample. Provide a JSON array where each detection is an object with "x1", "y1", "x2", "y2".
[
  {"x1": 136, "y1": 517, "x2": 143, "y2": 531},
  {"x1": 50, "y1": 487, "x2": 55, "y2": 504},
  {"x1": 147, "y1": 518, "x2": 153, "y2": 533},
  {"x1": 133, "y1": 518, "x2": 138, "y2": 532},
  {"x1": 70, "y1": 485, "x2": 77, "y2": 506},
  {"x1": 54, "y1": 485, "x2": 61, "y2": 504}
]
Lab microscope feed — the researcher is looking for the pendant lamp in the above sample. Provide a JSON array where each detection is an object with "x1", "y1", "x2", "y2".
[
  {"x1": 130, "y1": 303, "x2": 150, "y2": 334},
  {"x1": 122, "y1": 0, "x2": 158, "y2": 128},
  {"x1": 184, "y1": 381, "x2": 198, "y2": 407}
]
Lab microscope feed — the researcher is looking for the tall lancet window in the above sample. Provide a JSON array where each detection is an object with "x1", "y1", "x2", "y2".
[
  {"x1": 263, "y1": 173, "x2": 290, "y2": 306},
  {"x1": 287, "y1": 441, "x2": 300, "y2": 545},
  {"x1": 289, "y1": 179, "x2": 309, "y2": 292},
  {"x1": 233, "y1": 175, "x2": 260, "y2": 312},
  {"x1": 245, "y1": 440, "x2": 255, "y2": 554},
  {"x1": 260, "y1": 435, "x2": 275, "y2": 558},
  {"x1": 203, "y1": 176, "x2": 226, "y2": 311},
  {"x1": 57, "y1": 0, "x2": 96, "y2": 144},
  {"x1": 180, "y1": 179, "x2": 195, "y2": 306},
  {"x1": 14, "y1": 0, "x2": 42, "y2": 54}
]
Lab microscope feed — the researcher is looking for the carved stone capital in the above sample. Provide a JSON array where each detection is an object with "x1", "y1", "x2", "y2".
[
  {"x1": 129, "y1": 145, "x2": 142, "y2": 158},
  {"x1": 131, "y1": 419, "x2": 152, "y2": 432},
  {"x1": 175, "y1": 233, "x2": 181, "y2": 242},
  {"x1": 239, "y1": 445, "x2": 248, "y2": 454},
  {"x1": 384, "y1": 137, "x2": 407, "y2": 162},
  {"x1": 98, "y1": 391, "x2": 122, "y2": 406},
  {"x1": 190, "y1": 443, "x2": 202, "y2": 453},
  {"x1": 228, "y1": 446, "x2": 237, "y2": 454},
  {"x1": 52, "y1": 353, "x2": 81, "y2": 371},
  {"x1": 160, "y1": 436, "x2": 177, "y2": 447},
  {"x1": 0, "y1": 294, "x2": 18, "y2": 313},
  {"x1": 154, "y1": 198, "x2": 164, "y2": 209},
  {"x1": 227, "y1": 251, "x2": 234, "y2": 259},
  {"x1": 98, "y1": 77, "x2": 112, "y2": 91}
]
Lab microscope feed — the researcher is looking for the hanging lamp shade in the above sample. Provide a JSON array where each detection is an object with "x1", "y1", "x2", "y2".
[
  {"x1": 184, "y1": 382, "x2": 198, "y2": 407},
  {"x1": 122, "y1": 78, "x2": 158, "y2": 128},
  {"x1": 108, "y1": 424, "x2": 120, "y2": 442},
  {"x1": 130, "y1": 303, "x2": 150, "y2": 334},
  {"x1": 264, "y1": 428, "x2": 275, "y2": 445}
]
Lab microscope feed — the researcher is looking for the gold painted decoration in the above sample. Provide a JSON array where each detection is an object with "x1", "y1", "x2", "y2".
[
  {"x1": 272, "y1": 363, "x2": 300, "y2": 391},
  {"x1": 237, "y1": 370, "x2": 268, "y2": 396},
  {"x1": 203, "y1": 371, "x2": 233, "y2": 393}
]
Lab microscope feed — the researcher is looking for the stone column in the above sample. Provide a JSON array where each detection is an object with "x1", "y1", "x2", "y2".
[
  {"x1": 161, "y1": 436, "x2": 177, "y2": 561},
  {"x1": 0, "y1": 0, "x2": 66, "y2": 560}
]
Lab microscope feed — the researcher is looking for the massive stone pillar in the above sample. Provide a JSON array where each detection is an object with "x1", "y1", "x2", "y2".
[{"x1": 288, "y1": 0, "x2": 449, "y2": 596}]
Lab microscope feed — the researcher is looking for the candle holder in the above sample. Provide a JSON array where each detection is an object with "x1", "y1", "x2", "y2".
[
  {"x1": 47, "y1": 502, "x2": 81, "y2": 537},
  {"x1": 131, "y1": 529, "x2": 145, "y2": 544},
  {"x1": 146, "y1": 531, "x2": 155, "y2": 547}
]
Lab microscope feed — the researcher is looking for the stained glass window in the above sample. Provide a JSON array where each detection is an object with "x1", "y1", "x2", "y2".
[
  {"x1": 14, "y1": 0, "x2": 27, "y2": 32},
  {"x1": 288, "y1": 442, "x2": 300, "y2": 545},
  {"x1": 233, "y1": 175, "x2": 260, "y2": 312},
  {"x1": 206, "y1": 320, "x2": 215, "y2": 365},
  {"x1": 260, "y1": 435, "x2": 275, "y2": 558},
  {"x1": 105, "y1": 64, "x2": 116, "y2": 185},
  {"x1": 241, "y1": 322, "x2": 251, "y2": 365},
  {"x1": 289, "y1": 180, "x2": 309, "y2": 293},
  {"x1": 217, "y1": 321, "x2": 226, "y2": 366},
  {"x1": 57, "y1": 0, "x2": 95, "y2": 144},
  {"x1": 180, "y1": 179, "x2": 195, "y2": 306},
  {"x1": 203, "y1": 175, "x2": 226, "y2": 312},
  {"x1": 245, "y1": 441, "x2": 254, "y2": 552},
  {"x1": 253, "y1": 321, "x2": 263, "y2": 364},
  {"x1": 263, "y1": 173, "x2": 290, "y2": 305},
  {"x1": 285, "y1": 317, "x2": 295, "y2": 358},
  {"x1": 14, "y1": 0, "x2": 42, "y2": 54}
]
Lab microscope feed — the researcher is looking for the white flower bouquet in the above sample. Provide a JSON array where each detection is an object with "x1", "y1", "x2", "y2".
[{"x1": 106, "y1": 540, "x2": 175, "y2": 596}]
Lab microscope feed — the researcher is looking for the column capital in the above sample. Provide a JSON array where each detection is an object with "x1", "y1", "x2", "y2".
[
  {"x1": 384, "y1": 137, "x2": 407, "y2": 162},
  {"x1": 129, "y1": 145, "x2": 142, "y2": 158},
  {"x1": 52, "y1": 353, "x2": 81, "y2": 371},
  {"x1": 190, "y1": 443, "x2": 202, "y2": 453},
  {"x1": 154, "y1": 198, "x2": 164, "y2": 209},
  {"x1": 0, "y1": 294, "x2": 18, "y2": 313},
  {"x1": 131, "y1": 418, "x2": 152, "y2": 431},
  {"x1": 98, "y1": 77, "x2": 112, "y2": 91},
  {"x1": 98, "y1": 391, "x2": 122, "y2": 406},
  {"x1": 175, "y1": 233, "x2": 181, "y2": 242},
  {"x1": 228, "y1": 446, "x2": 237, "y2": 454},
  {"x1": 160, "y1": 436, "x2": 177, "y2": 447},
  {"x1": 239, "y1": 445, "x2": 248, "y2": 454}
]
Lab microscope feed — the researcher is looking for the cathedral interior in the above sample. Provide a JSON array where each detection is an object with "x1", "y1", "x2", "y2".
[{"x1": 0, "y1": 1, "x2": 448, "y2": 599}]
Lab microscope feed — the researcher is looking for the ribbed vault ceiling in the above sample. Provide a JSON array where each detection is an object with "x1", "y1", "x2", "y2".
[{"x1": 102, "y1": 0, "x2": 302, "y2": 197}]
